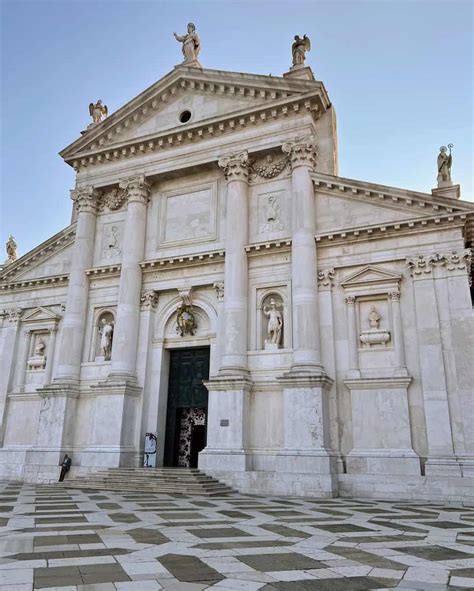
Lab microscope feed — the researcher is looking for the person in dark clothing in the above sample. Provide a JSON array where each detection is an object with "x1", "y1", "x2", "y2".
[{"x1": 59, "y1": 454, "x2": 71, "y2": 482}]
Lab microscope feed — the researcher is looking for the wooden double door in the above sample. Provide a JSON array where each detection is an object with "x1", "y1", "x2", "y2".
[{"x1": 163, "y1": 347, "x2": 210, "y2": 468}]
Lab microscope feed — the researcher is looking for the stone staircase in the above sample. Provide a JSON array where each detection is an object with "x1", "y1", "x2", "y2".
[{"x1": 58, "y1": 467, "x2": 233, "y2": 496}]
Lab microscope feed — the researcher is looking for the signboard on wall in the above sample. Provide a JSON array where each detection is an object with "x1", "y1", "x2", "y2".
[{"x1": 143, "y1": 432, "x2": 157, "y2": 468}]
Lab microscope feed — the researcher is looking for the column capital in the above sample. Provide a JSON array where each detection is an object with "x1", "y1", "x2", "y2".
[
  {"x1": 71, "y1": 186, "x2": 102, "y2": 214},
  {"x1": 389, "y1": 290, "x2": 401, "y2": 302},
  {"x1": 119, "y1": 174, "x2": 151, "y2": 205},
  {"x1": 218, "y1": 151, "x2": 250, "y2": 182},
  {"x1": 140, "y1": 289, "x2": 159, "y2": 311},
  {"x1": 282, "y1": 136, "x2": 317, "y2": 170},
  {"x1": 317, "y1": 268, "x2": 335, "y2": 290},
  {"x1": 345, "y1": 295, "x2": 356, "y2": 306}
]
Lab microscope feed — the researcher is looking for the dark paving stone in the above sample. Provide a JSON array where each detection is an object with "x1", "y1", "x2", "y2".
[
  {"x1": 35, "y1": 516, "x2": 87, "y2": 524},
  {"x1": 218, "y1": 510, "x2": 251, "y2": 519},
  {"x1": 128, "y1": 527, "x2": 169, "y2": 545},
  {"x1": 88, "y1": 495, "x2": 108, "y2": 500},
  {"x1": 11, "y1": 547, "x2": 130, "y2": 560},
  {"x1": 157, "y1": 511, "x2": 205, "y2": 520},
  {"x1": 449, "y1": 567, "x2": 474, "y2": 577},
  {"x1": 370, "y1": 519, "x2": 427, "y2": 533},
  {"x1": 324, "y1": 545, "x2": 407, "y2": 570},
  {"x1": 97, "y1": 502, "x2": 122, "y2": 509},
  {"x1": 159, "y1": 553, "x2": 224, "y2": 582},
  {"x1": 312, "y1": 523, "x2": 375, "y2": 533},
  {"x1": 396, "y1": 545, "x2": 473, "y2": 561},
  {"x1": 193, "y1": 540, "x2": 292, "y2": 550},
  {"x1": 109, "y1": 512, "x2": 139, "y2": 523},
  {"x1": 261, "y1": 524, "x2": 312, "y2": 539},
  {"x1": 237, "y1": 551, "x2": 324, "y2": 572},
  {"x1": 341, "y1": 534, "x2": 425, "y2": 543},
  {"x1": 262, "y1": 576, "x2": 398, "y2": 590},
  {"x1": 34, "y1": 535, "x2": 70, "y2": 546},
  {"x1": 259, "y1": 510, "x2": 308, "y2": 517},
  {"x1": 420, "y1": 520, "x2": 474, "y2": 529},
  {"x1": 0, "y1": 506, "x2": 13, "y2": 512},
  {"x1": 190, "y1": 500, "x2": 216, "y2": 507},
  {"x1": 0, "y1": 518, "x2": 8, "y2": 526},
  {"x1": 35, "y1": 575, "x2": 84, "y2": 588},
  {"x1": 189, "y1": 526, "x2": 252, "y2": 538}
]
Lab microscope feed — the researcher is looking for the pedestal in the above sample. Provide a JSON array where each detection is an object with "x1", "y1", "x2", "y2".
[
  {"x1": 199, "y1": 376, "x2": 252, "y2": 471},
  {"x1": 432, "y1": 184, "x2": 460, "y2": 200}
]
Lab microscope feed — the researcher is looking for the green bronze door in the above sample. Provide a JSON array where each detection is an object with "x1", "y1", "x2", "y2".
[{"x1": 163, "y1": 347, "x2": 210, "y2": 467}]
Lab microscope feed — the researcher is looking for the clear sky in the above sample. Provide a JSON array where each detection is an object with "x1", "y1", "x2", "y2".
[{"x1": 1, "y1": 0, "x2": 472, "y2": 257}]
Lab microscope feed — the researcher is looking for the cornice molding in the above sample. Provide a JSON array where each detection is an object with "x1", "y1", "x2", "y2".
[
  {"x1": 85, "y1": 265, "x2": 121, "y2": 278},
  {"x1": 140, "y1": 250, "x2": 225, "y2": 272},
  {"x1": 0, "y1": 274, "x2": 69, "y2": 292},
  {"x1": 245, "y1": 239, "x2": 292, "y2": 255}
]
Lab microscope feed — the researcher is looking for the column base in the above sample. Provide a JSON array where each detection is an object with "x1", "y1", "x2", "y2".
[
  {"x1": 347, "y1": 449, "x2": 421, "y2": 475},
  {"x1": 425, "y1": 457, "x2": 463, "y2": 477}
]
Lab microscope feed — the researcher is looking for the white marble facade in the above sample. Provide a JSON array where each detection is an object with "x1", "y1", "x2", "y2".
[{"x1": 1, "y1": 57, "x2": 473, "y2": 502}]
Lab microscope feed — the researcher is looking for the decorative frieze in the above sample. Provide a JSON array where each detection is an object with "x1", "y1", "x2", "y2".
[
  {"x1": 140, "y1": 290, "x2": 159, "y2": 311},
  {"x1": 213, "y1": 281, "x2": 224, "y2": 302},
  {"x1": 317, "y1": 267, "x2": 335, "y2": 289},
  {"x1": 282, "y1": 136, "x2": 317, "y2": 170},
  {"x1": 218, "y1": 151, "x2": 250, "y2": 182},
  {"x1": 99, "y1": 188, "x2": 128, "y2": 212},
  {"x1": 249, "y1": 153, "x2": 290, "y2": 182},
  {"x1": 406, "y1": 248, "x2": 471, "y2": 277},
  {"x1": 71, "y1": 186, "x2": 102, "y2": 214}
]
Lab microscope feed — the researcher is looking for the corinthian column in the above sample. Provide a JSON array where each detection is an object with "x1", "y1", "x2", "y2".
[
  {"x1": 110, "y1": 174, "x2": 151, "y2": 380},
  {"x1": 54, "y1": 186, "x2": 101, "y2": 383},
  {"x1": 282, "y1": 137, "x2": 323, "y2": 374},
  {"x1": 217, "y1": 151, "x2": 250, "y2": 375}
]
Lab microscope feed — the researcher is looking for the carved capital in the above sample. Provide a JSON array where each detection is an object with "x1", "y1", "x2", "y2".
[
  {"x1": 119, "y1": 174, "x2": 151, "y2": 205},
  {"x1": 71, "y1": 186, "x2": 102, "y2": 214},
  {"x1": 389, "y1": 290, "x2": 401, "y2": 302},
  {"x1": 345, "y1": 295, "x2": 356, "y2": 306},
  {"x1": 406, "y1": 254, "x2": 435, "y2": 276},
  {"x1": 218, "y1": 151, "x2": 250, "y2": 182},
  {"x1": 282, "y1": 136, "x2": 317, "y2": 170},
  {"x1": 213, "y1": 281, "x2": 224, "y2": 302},
  {"x1": 6, "y1": 308, "x2": 23, "y2": 323},
  {"x1": 140, "y1": 289, "x2": 159, "y2": 311},
  {"x1": 444, "y1": 249, "x2": 471, "y2": 272},
  {"x1": 317, "y1": 268, "x2": 335, "y2": 289}
]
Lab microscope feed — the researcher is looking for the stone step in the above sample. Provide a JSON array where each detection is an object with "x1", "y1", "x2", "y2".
[{"x1": 58, "y1": 467, "x2": 233, "y2": 496}]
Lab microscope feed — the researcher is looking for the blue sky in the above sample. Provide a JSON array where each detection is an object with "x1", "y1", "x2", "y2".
[{"x1": 1, "y1": 0, "x2": 472, "y2": 256}]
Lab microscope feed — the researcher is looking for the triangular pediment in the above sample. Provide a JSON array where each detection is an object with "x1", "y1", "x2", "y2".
[
  {"x1": 0, "y1": 225, "x2": 74, "y2": 285},
  {"x1": 21, "y1": 306, "x2": 61, "y2": 323},
  {"x1": 341, "y1": 265, "x2": 402, "y2": 288},
  {"x1": 60, "y1": 66, "x2": 330, "y2": 164}
]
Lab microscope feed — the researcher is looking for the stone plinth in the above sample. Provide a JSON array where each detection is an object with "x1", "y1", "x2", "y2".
[{"x1": 432, "y1": 184, "x2": 460, "y2": 200}]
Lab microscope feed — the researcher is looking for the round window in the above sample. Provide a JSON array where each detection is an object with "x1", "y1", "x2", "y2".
[{"x1": 179, "y1": 110, "x2": 192, "y2": 123}]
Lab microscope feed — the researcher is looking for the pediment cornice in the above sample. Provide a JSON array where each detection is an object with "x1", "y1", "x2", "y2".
[
  {"x1": 0, "y1": 225, "x2": 75, "y2": 283},
  {"x1": 60, "y1": 67, "x2": 330, "y2": 171},
  {"x1": 312, "y1": 172, "x2": 474, "y2": 216}
]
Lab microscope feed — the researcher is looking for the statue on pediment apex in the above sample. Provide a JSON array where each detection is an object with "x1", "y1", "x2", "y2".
[
  {"x1": 292, "y1": 34, "x2": 311, "y2": 68},
  {"x1": 437, "y1": 144, "x2": 453, "y2": 187},
  {"x1": 174, "y1": 23, "x2": 201, "y2": 66},
  {"x1": 5, "y1": 235, "x2": 17, "y2": 264},
  {"x1": 89, "y1": 100, "x2": 108, "y2": 125}
]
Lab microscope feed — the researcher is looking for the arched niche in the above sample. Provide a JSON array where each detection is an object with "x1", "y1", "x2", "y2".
[{"x1": 256, "y1": 288, "x2": 287, "y2": 350}]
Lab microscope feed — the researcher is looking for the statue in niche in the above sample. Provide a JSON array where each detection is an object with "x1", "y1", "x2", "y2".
[
  {"x1": 263, "y1": 298, "x2": 283, "y2": 348},
  {"x1": 5, "y1": 235, "x2": 17, "y2": 264},
  {"x1": 99, "y1": 318, "x2": 114, "y2": 360},
  {"x1": 176, "y1": 304, "x2": 197, "y2": 337},
  {"x1": 368, "y1": 305, "x2": 381, "y2": 329},
  {"x1": 292, "y1": 34, "x2": 311, "y2": 67},
  {"x1": 35, "y1": 338, "x2": 46, "y2": 357},
  {"x1": 89, "y1": 100, "x2": 108, "y2": 124},
  {"x1": 28, "y1": 335, "x2": 47, "y2": 370},
  {"x1": 173, "y1": 23, "x2": 201, "y2": 65},
  {"x1": 261, "y1": 194, "x2": 283, "y2": 233},
  {"x1": 104, "y1": 225, "x2": 121, "y2": 258},
  {"x1": 437, "y1": 144, "x2": 453, "y2": 186}
]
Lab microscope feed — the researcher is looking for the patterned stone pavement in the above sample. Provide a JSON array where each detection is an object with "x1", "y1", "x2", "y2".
[{"x1": 1, "y1": 481, "x2": 474, "y2": 590}]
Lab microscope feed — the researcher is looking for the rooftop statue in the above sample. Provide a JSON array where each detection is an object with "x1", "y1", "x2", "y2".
[
  {"x1": 437, "y1": 144, "x2": 453, "y2": 187},
  {"x1": 173, "y1": 23, "x2": 201, "y2": 66},
  {"x1": 89, "y1": 100, "x2": 108, "y2": 125},
  {"x1": 292, "y1": 34, "x2": 311, "y2": 68},
  {"x1": 5, "y1": 235, "x2": 17, "y2": 264}
]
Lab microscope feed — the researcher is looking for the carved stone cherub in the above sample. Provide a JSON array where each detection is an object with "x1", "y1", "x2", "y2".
[{"x1": 89, "y1": 100, "x2": 108, "y2": 124}]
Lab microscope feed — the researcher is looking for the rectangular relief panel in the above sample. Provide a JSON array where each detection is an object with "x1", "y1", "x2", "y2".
[{"x1": 158, "y1": 182, "x2": 217, "y2": 248}]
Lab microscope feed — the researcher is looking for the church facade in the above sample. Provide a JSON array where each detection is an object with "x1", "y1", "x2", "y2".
[{"x1": 1, "y1": 32, "x2": 473, "y2": 501}]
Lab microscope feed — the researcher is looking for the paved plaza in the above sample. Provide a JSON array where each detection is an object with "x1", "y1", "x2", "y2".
[{"x1": 0, "y1": 482, "x2": 474, "y2": 590}]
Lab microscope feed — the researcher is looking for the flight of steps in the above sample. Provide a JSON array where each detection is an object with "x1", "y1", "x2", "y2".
[{"x1": 58, "y1": 467, "x2": 234, "y2": 496}]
